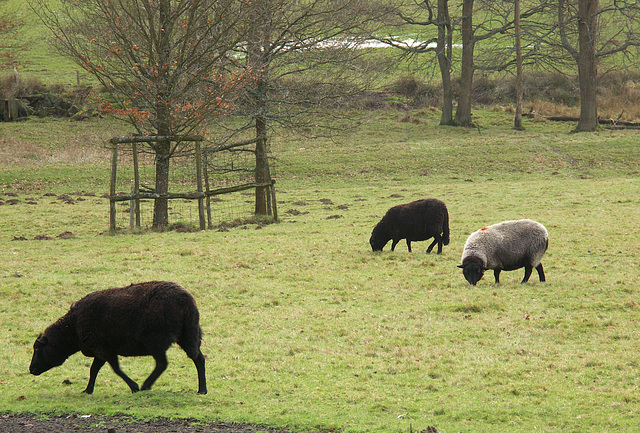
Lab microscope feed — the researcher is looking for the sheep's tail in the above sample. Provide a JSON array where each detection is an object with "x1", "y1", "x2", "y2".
[
  {"x1": 442, "y1": 207, "x2": 450, "y2": 245},
  {"x1": 178, "y1": 295, "x2": 204, "y2": 358}
]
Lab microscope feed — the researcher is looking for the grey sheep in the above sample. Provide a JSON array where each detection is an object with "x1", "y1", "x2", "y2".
[
  {"x1": 29, "y1": 281, "x2": 207, "y2": 394},
  {"x1": 369, "y1": 198, "x2": 450, "y2": 254},
  {"x1": 458, "y1": 219, "x2": 548, "y2": 285}
]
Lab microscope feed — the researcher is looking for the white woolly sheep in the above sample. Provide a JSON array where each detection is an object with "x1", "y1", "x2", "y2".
[{"x1": 458, "y1": 219, "x2": 548, "y2": 285}]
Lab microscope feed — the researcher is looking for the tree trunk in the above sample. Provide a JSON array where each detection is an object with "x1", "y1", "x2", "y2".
[
  {"x1": 455, "y1": 0, "x2": 475, "y2": 127},
  {"x1": 152, "y1": 139, "x2": 171, "y2": 228},
  {"x1": 247, "y1": 13, "x2": 272, "y2": 217},
  {"x1": 254, "y1": 109, "x2": 271, "y2": 216},
  {"x1": 254, "y1": 71, "x2": 271, "y2": 216},
  {"x1": 152, "y1": 0, "x2": 173, "y2": 228},
  {"x1": 575, "y1": 0, "x2": 599, "y2": 132},
  {"x1": 514, "y1": 0, "x2": 524, "y2": 130},
  {"x1": 437, "y1": 0, "x2": 453, "y2": 125}
]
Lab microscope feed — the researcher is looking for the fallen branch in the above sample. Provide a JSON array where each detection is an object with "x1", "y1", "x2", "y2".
[{"x1": 531, "y1": 112, "x2": 640, "y2": 129}]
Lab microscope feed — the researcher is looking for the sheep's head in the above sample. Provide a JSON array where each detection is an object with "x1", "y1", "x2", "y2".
[
  {"x1": 369, "y1": 223, "x2": 390, "y2": 252},
  {"x1": 458, "y1": 262, "x2": 487, "y2": 286},
  {"x1": 29, "y1": 333, "x2": 69, "y2": 375}
]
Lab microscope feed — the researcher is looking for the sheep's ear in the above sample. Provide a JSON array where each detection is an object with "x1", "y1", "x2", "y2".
[
  {"x1": 36, "y1": 335, "x2": 48, "y2": 346},
  {"x1": 457, "y1": 265, "x2": 465, "y2": 268}
]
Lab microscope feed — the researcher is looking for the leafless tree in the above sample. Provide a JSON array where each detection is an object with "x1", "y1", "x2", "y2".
[
  {"x1": 381, "y1": 0, "x2": 547, "y2": 127},
  {"x1": 520, "y1": 0, "x2": 640, "y2": 131},
  {"x1": 553, "y1": 0, "x2": 640, "y2": 131},
  {"x1": 215, "y1": 0, "x2": 388, "y2": 215},
  {"x1": 455, "y1": 0, "x2": 547, "y2": 127},
  {"x1": 514, "y1": 0, "x2": 524, "y2": 130},
  {"x1": 376, "y1": 0, "x2": 455, "y2": 125},
  {"x1": 28, "y1": 0, "x2": 252, "y2": 228}
]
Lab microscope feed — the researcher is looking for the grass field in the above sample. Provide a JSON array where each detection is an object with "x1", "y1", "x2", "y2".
[{"x1": 1, "y1": 108, "x2": 639, "y2": 433}]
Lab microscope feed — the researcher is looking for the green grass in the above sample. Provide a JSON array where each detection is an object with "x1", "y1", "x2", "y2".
[
  {"x1": 1, "y1": 109, "x2": 640, "y2": 432},
  {"x1": 3, "y1": 0, "x2": 85, "y2": 85}
]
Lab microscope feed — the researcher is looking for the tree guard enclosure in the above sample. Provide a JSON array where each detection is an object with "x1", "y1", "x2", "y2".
[{"x1": 109, "y1": 135, "x2": 277, "y2": 233}]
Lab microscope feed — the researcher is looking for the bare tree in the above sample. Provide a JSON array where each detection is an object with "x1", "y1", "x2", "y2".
[
  {"x1": 28, "y1": 0, "x2": 252, "y2": 228},
  {"x1": 217, "y1": 0, "x2": 387, "y2": 215},
  {"x1": 455, "y1": 0, "x2": 475, "y2": 126},
  {"x1": 556, "y1": 0, "x2": 640, "y2": 131},
  {"x1": 382, "y1": 0, "x2": 545, "y2": 127},
  {"x1": 437, "y1": 0, "x2": 454, "y2": 125},
  {"x1": 454, "y1": 0, "x2": 546, "y2": 127},
  {"x1": 514, "y1": 0, "x2": 524, "y2": 130},
  {"x1": 529, "y1": 0, "x2": 640, "y2": 131},
  {"x1": 376, "y1": 0, "x2": 455, "y2": 125}
]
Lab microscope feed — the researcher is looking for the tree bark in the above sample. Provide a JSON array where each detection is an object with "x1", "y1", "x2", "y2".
[
  {"x1": 254, "y1": 110, "x2": 271, "y2": 216},
  {"x1": 514, "y1": 0, "x2": 524, "y2": 130},
  {"x1": 152, "y1": 139, "x2": 171, "y2": 228},
  {"x1": 437, "y1": 0, "x2": 454, "y2": 125},
  {"x1": 152, "y1": 0, "x2": 173, "y2": 229},
  {"x1": 575, "y1": 0, "x2": 599, "y2": 132},
  {"x1": 455, "y1": 0, "x2": 475, "y2": 127},
  {"x1": 246, "y1": 7, "x2": 272, "y2": 217}
]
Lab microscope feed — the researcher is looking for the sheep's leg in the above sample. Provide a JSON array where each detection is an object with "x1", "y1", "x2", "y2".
[
  {"x1": 180, "y1": 335, "x2": 208, "y2": 394},
  {"x1": 190, "y1": 351, "x2": 208, "y2": 395},
  {"x1": 141, "y1": 352, "x2": 168, "y2": 391},
  {"x1": 391, "y1": 240, "x2": 399, "y2": 251},
  {"x1": 493, "y1": 269, "x2": 501, "y2": 284},
  {"x1": 107, "y1": 356, "x2": 140, "y2": 393},
  {"x1": 83, "y1": 358, "x2": 106, "y2": 394},
  {"x1": 426, "y1": 238, "x2": 438, "y2": 254},
  {"x1": 521, "y1": 265, "x2": 533, "y2": 283},
  {"x1": 536, "y1": 263, "x2": 546, "y2": 282},
  {"x1": 405, "y1": 240, "x2": 412, "y2": 252}
]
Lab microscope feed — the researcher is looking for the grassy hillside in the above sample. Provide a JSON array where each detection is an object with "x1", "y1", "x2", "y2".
[
  {"x1": 1, "y1": 0, "x2": 89, "y2": 85},
  {"x1": 1, "y1": 108, "x2": 639, "y2": 432}
]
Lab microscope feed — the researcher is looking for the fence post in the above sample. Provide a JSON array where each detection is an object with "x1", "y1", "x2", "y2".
[
  {"x1": 129, "y1": 184, "x2": 135, "y2": 229},
  {"x1": 202, "y1": 149, "x2": 212, "y2": 229},
  {"x1": 132, "y1": 141, "x2": 141, "y2": 228},
  {"x1": 109, "y1": 143, "x2": 118, "y2": 233},
  {"x1": 195, "y1": 140, "x2": 206, "y2": 230},
  {"x1": 270, "y1": 180, "x2": 278, "y2": 222}
]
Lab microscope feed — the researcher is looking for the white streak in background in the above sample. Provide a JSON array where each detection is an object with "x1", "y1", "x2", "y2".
[
  {"x1": 239, "y1": 38, "x2": 461, "y2": 55},
  {"x1": 358, "y1": 39, "x2": 438, "y2": 49},
  {"x1": 315, "y1": 38, "x2": 462, "y2": 49}
]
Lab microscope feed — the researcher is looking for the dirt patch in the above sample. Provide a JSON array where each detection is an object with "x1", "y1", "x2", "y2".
[{"x1": 1, "y1": 414, "x2": 294, "y2": 433}]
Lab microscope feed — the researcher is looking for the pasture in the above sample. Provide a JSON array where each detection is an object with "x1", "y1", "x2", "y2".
[{"x1": 1, "y1": 109, "x2": 639, "y2": 432}]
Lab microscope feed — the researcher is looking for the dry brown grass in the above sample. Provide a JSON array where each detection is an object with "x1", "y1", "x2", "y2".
[
  {"x1": 525, "y1": 100, "x2": 579, "y2": 118},
  {"x1": 389, "y1": 71, "x2": 640, "y2": 122},
  {"x1": 597, "y1": 77, "x2": 640, "y2": 122},
  {"x1": 0, "y1": 132, "x2": 112, "y2": 166}
]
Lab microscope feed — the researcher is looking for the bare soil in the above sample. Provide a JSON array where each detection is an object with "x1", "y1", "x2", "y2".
[{"x1": 1, "y1": 414, "x2": 292, "y2": 433}]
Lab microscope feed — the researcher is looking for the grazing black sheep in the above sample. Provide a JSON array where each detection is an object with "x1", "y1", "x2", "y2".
[
  {"x1": 459, "y1": 219, "x2": 548, "y2": 285},
  {"x1": 369, "y1": 198, "x2": 450, "y2": 254},
  {"x1": 29, "y1": 281, "x2": 207, "y2": 395}
]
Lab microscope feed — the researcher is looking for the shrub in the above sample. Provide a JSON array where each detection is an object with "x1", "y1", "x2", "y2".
[
  {"x1": 388, "y1": 75, "x2": 441, "y2": 108},
  {"x1": 0, "y1": 74, "x2": 45, "y2": 99}
]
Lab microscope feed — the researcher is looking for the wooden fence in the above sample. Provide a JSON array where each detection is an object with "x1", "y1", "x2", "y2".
[{"x1": 109, "y1": 135, "x2": 277, "y2": 233}]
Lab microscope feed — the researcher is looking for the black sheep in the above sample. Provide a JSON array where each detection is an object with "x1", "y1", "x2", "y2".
[
  {"x1": 369, "y1": 198, "x2": 450, "y2": 254},
  {"x1": 29, "y1": 281, "x2": 207, "y2": 395}
]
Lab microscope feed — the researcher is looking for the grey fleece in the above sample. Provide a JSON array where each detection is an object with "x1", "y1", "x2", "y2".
[{"x1": 461, "y1": 219, "x2": 548, "y2": 270}]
